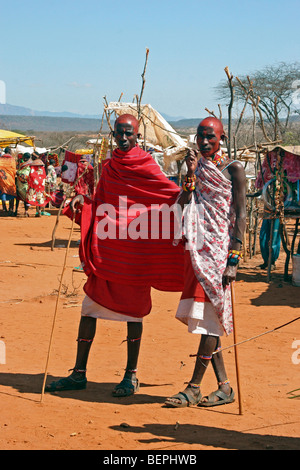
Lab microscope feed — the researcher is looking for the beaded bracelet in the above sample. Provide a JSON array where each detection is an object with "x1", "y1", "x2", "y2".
[
  {"x1": 182, "y1": 174, "x2": 197, "y2": 192},
  {"x1": 227, "y1": 249, "x2": 243, "y2": 266}
]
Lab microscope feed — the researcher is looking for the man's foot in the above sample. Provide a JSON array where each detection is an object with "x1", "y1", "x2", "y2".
[
  {"x1": 73, "y1": 265, "x2": 84, "y2": 272},
  {"x1": 258, "y1": 262, "x2": 267, "y2": 269},
  {"x1": 164, "y1": 384, "x2": 202, "y2": 408},
  {"x1": 198, "y1": 385, "x2": 235, "y2": 407},
  {"x1": 259, "y1": 262, "x2": 276, "y2": 271},
  {"x1": 112, "y1": 373, "x2": 139, "y2": 397},
  {"x1": 45, "y1": 371, "x2": 87, "y2": 392}
]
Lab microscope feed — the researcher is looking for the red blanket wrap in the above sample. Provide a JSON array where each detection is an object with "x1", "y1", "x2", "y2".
[{"x1": 78, "y1": 146, "x2": 184, "y2": 296}]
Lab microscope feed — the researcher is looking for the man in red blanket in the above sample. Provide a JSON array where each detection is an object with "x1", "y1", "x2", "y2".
[{"x1": 45, "y1": 114, "x2": 184, "y2": 396}]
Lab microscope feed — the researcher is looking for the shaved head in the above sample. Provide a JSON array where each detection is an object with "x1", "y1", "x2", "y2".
[
  {"x1": 196, "y1": 117, "x2": 225, "y2": 158},
  {"x1": 113, "y1": 114, "x2": 140, "y2": 152},
  {"x1": 114, "y1": 114, "x2": 140, "y2": 134},
  {"x1": 197, "y1": 117, "x2": 225, "y2": 138}
]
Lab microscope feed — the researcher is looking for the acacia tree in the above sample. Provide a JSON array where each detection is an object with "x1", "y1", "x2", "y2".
[{"x1": 216, "y1": 61, "x2": 300, "y2": 142}]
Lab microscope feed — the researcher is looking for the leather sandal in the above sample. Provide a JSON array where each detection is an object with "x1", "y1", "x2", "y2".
[
  {"x1": 164, "y1": 386, "x2": 202, "y2": 408},
  {"x1": 112, "y1": 377, "x2": 139, "y2": 397},
  {"x1": 198, "y1": 388, "x2": 235, "y2": 407},
  {"x1": 45, "y1": 375, "x2": 87, "y2": 392}
]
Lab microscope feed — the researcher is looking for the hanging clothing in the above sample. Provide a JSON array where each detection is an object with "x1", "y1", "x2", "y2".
[
  {"x1": 259, "y1": 218, "x2": 281, "y2": 265},
  {"x1": 0, "y1": 154, "x2": 17, "y2": 200}
]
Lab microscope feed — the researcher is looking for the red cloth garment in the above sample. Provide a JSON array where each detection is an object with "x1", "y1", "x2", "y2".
[
  {"x1": 61, "y1": 151, "x2": 82, "y2": 184},
  {"x1": 74, "y1": 161, "x2": 94, "y2": 196},
  {"x1": 255, "y1": 149, "x2": 300, "y2": 189},
  {"x1": 84, "y1": 275, "x2": 152, "y2": 317},
  {"x1": 180, "y1": 250, "x2": 211, "y2": 302},
  {"x1": 26, "y1": 165, "x2": 52, "y2": 207},
  {"x1": 78, "y1": 145, "x2": 184, "y2": 293},
  {"x1": 51, "y1": 189, "x2": 65, "y2": 208}
]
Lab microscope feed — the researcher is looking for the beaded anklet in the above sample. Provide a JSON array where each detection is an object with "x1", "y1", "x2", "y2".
[
  {"x1": 69, "y1": 367, "x2": 87, "y2": 374},
  {"x1": 189, "y1": 353, "x2": 212, "y2": 369},
  {"x1": 218, "y1": 379, "x2": 230, "y2": 386},
  {"x1": 188, "y1": 382, "x2": 201, "y2": 388},
  {"x1": 189, "y1": 353, "x2": 212, "y2": 360},
  {"x1": 121, "y1": 336, "x2": 142, "y2": 345},
  {"x1": 126, "y1": 368, "x2": 138, "y2": 374}
]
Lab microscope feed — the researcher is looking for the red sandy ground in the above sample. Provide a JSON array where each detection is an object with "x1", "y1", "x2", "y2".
[{"x1": 0, "y1": 207, "x2": 299, "y2": 451}]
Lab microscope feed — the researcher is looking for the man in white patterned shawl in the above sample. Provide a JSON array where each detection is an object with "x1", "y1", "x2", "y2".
[{"x1": 165, "y1": 117, "x2": 246, "y2": 408}]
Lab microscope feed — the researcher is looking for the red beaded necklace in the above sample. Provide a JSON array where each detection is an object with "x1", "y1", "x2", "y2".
[{"x1": 212, "y1": 151, "x2": 227, "y2": 167}]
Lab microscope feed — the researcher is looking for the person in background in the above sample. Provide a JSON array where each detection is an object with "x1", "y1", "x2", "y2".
[
  {"x1": 26, "y1": 158, "x2": 52, "y2": 217},
  {"x1": 15, "y1": 152, "x2": 31, "y2": 217},
  {"x1": 0, "y1": 147, "x2": 17, "y2": 215}
]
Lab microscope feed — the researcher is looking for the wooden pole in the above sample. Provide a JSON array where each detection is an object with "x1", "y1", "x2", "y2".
[
  {"x1": 230, "y1": 281, "x2": 243, "y2": 415},
  {"x1": 137, "y1": 48, "x2": 149, "y2": 121},
  {"x1": 224, "y1": 66, "x2": 234, "y2": 159},
  {"x1": 41, "y1": 213, "x2": 76, "y2": 403}
]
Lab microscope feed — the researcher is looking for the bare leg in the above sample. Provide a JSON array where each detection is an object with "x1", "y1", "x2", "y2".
[
  {"x1": 124, "y1": 322, "x2": 143, "y2": 377},
  {"x1": 71, "y1": 316, "x2": 97, "y2": 380},
  {"x1": 2, "y1": 201, "x2": 8, "y2": 212},
  {"x1": 165, "y1": 334, "x2": 217, "y2": 407},
  {"x1": 9, "y1": 199, "x2": 14, "y2": 214},
  {"x1": 45, "y1": 316, "x2": 96, "y2": 391},
  {"x1": 24, "y1": 201, "x2": 30, "y2": 216},
  {"x1": 14, "y1": 198, "x2": 20, "y2": 216},
  {"x1": 190, "y1": 334, "x2": 219, "y2": 385},
  {"x1": 112, "y1": 321, "x2": 143, "y2": 397}
]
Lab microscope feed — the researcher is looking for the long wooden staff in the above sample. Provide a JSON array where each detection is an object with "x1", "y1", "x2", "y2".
[
  {"x1": 40, "y1": 211, "x2": 77, "y2": 403},
  {"x1": 230, "y1": 281, "x2": 243, "y2": 415}
]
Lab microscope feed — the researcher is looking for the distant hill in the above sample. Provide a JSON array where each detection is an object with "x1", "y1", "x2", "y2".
[
  {"x1": 0, "y1": 114, "x2": 204, "y2": 133},
  {"x1": 0, "y1": 103, "x2": 100, "y2": 119},
  {"x1": 0, "y1": 114, "x2": 106, "y2": 132},
  {"x1": 0, "y1": 107, "x2": 202, "y2": 133},
  {"x1": 0, "y1": 102, "x2": 193, "y2": 132}
]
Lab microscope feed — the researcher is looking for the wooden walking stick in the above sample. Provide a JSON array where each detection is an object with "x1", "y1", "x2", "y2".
[
  {"x1": 230, "y1": 281, "x2": 243, "y2": 415},
  {"x1": 41, "y1": 211, "x2": 77, "y2": 403}
]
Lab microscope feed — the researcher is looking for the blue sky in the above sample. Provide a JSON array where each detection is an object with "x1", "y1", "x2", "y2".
[{"x1": 1, "y1": 0, "x2": 299, "y2": 119}]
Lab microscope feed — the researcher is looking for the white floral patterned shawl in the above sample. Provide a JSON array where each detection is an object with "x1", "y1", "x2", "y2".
[{"x1": 183, "y1": 157, "x2": 235, "y2": 335}]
